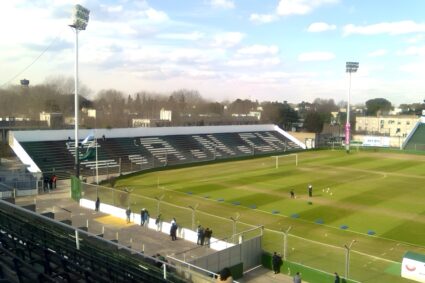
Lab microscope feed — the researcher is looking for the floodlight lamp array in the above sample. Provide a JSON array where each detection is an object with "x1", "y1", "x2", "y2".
[
  {"x1": 346, "y1": 62, "x2": 359, "y2": 73},
  {"x1": 70, "y1": 4, "x2": 90, "y2": 30}
]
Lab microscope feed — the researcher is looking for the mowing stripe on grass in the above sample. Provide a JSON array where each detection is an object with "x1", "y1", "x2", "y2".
[{"x1": 155, "y1": 184, "x2": 425, "y2": 249}]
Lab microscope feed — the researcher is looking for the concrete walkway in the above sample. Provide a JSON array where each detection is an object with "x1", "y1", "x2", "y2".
[{"x1": 241, "y1": 266, "x2": 305, "y2": 283}]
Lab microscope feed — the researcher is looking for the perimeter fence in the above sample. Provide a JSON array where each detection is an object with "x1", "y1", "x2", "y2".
[{"x1": 80, "y1": 182, "x2": 414, "y2": 283}]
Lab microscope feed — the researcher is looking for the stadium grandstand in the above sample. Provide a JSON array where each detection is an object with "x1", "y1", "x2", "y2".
[
  {"x1": 402, "y1": 114, "x2": 425, "y2": 151},
  {"x1": 8, "y1": 124, "x2": 305, "y2": 181}
]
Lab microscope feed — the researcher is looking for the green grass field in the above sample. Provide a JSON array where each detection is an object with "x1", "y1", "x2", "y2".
[{"x1": 112, "y1": 149, "x2": 425, "y2": 283}]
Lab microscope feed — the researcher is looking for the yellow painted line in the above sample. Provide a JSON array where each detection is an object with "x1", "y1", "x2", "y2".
[{"x1": 95, "y1": 215, "x2": 134, "y2": 228}]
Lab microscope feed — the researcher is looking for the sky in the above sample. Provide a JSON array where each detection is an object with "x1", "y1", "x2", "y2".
[{"x1": 1, "y1": 0, "x2": 425, "y2": 106}]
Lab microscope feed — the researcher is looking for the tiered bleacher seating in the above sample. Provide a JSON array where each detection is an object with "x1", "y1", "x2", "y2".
[
  {"x1": 137, "y1": 137, "x2": 186, "y2": 164},
  {"x1": 17, "y1": 129, "x2": 303, "y2": 180},
  {"x1": 0, "y1": 199, "x2": 185, "y2": 283},
  {"x1": 403, "y1": 123, "x2": 425, "y2": 150},
  {"x1": 192, "y1": 134, "x2": 236, "y2": 157},
  {"x1": 20, "y1": 141, "x2": 75, "y2": 179}
]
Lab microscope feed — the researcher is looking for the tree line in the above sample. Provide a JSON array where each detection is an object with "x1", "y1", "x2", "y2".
[{"x1": 0, "y1": 76, "x2": 424, "y2": 133}]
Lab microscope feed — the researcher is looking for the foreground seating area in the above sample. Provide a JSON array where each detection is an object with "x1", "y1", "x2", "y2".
[{"x1": 0, "y1": 199, "x2": 185, "y2": 283}]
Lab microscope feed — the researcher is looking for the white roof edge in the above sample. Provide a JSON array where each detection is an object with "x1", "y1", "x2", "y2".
[
  {"x1": 273, "y1": 125, "x2": 306, "y2": 149},
  {"x1": 11, "y1": 124, "x2": 277, "y2": 142},
  {"x1": 9, "y1": 136, "x2": 41, "y2": 173}
]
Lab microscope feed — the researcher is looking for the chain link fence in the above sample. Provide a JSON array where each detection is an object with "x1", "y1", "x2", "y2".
[
  {"x1": 80, "y1": 183, "x2": 412, "y2": 283},
  {"x1": 263, "y1": 229, "x2": 406, "y2": 283},
  {"x1": 81, "y1": 183, "x2": 257, "y2": 242}
]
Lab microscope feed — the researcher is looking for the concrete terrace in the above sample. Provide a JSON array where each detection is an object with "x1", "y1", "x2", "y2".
[{"x1": 13, "y1": 185, "x2": 301, "y2": 283}]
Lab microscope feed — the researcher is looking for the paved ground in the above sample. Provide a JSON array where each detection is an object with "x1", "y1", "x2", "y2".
[{"x1": 15, "y1": 186, "x2": 301, "y2": 283}]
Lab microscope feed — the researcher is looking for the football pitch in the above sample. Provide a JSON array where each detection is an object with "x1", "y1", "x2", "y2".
[{"x1": 114, "y1": 149, "x2": 425, "y2": 283}]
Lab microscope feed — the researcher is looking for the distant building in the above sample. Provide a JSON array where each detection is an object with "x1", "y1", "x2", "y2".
[
  {"x1": 64, "y1": 116, "x2": 75, "y2": 126},
  {"x1": 249, "y1": 111, "x2": 261, "y2": 120},
  {"x1": 132, "y1": 118, "x2": 152, "y2": 127},
  {"x1": 160, "y1": 108, "x2": 172, "y2": 121},
  {"x1": 389, "y1": 108, "x2": 403, "y2": 115},
  {"x1": 355, "y1": 115, "x2": 418, "y2": 137},
  {"x1": 132, "y1": 118, "x2": 171, "y2": 128},
  {"x1": 82, "y1": 108, "x2": 97, "y2": 118},
  {"x1": 40, "y1": 112, "x2": 63, "y2": 128},
  {"x1": 231, "y1": 111, "x2": 261, "y2": 120}
]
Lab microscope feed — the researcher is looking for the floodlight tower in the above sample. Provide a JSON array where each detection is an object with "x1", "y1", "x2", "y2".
[
  {"x1": 345, "y1": 62, "x2": 359, "y2": 153},
  {"x1": 70, "y1": 4, "x2": 90, "y2": 178}
]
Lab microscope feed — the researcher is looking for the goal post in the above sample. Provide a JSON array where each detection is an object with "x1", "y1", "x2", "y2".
[{"x1": 271, "y1": 154, "x2": 298, "y2": 169}]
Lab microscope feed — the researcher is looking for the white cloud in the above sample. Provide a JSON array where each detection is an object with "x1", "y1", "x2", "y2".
[
  {"x1": 184, "y1": 69, "x2": 219, "y2": 79},
  {"x1": 277, "y1": 0, "x2": 339, "y2": 16},
  {"x1": 399, "y1": 61, "x2": 425, "y2": 73},
  {"x1": 236, "y1": 45, "x2": 279, "y2": 56},
  {"x1": 397, "y1": 46, "x2": 425, "y2": 57},
  {"x1": 307, "y1": 22, "x2": 336, "y2": 32},
  {"x1": 100, "y1": 4, "x2": 123, "y2": 13},
  {"x1": 211, "y1": 32, "x2": 245, "y2": 48},
  {"x1": 157, "y1": 32, "x2": 204, "y2": 41},
  {"x1": 210, "y1": 0, "x2": 235, "y2": 9},
  {"x1": 343, "y1": 21, "x2": 425, "y2": 36},
  {"x1": 249, "y1": 13, "x2": 277, "y2": 24},
  {"x1": 227, "y1": 57, "x2": 281, "y2": 67},
  {"x1": 368, "y1": 49, "x2": 387, "y2": 57},
  {"x1": 298, "y1": 51, "x2": 335, "y2": 61},
  {"x1": 141, "y1": 8, "x2": 169, "y2": 23},
  {"x1": 406, "y1": 34, "x2": 425, "y2": 44}
]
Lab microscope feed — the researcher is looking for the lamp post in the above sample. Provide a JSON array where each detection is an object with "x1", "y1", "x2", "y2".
[
  {"x1": 344, "y1": 239, "x2": 357, "y2": 280},
  {"x1": 70, "y1": 4, "x2": 90, "y2": 178},
  {"x1": 230, "y1": 213, "x2": 240, "y2": 244},
  {"x1": 188, "y1": 204, "x2": 199, "y2": 231},
  {"x1": 345, "y1": 62, "x2": 359, "y2": 154},
  {"x1": 94, "y1": 111, "x2": 99, "y2": 184}
]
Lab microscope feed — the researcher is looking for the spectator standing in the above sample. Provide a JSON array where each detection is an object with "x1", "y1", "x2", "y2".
[
  {"x1": 170, "y1": 218, "x2": 178, "y2": 241},
  {"x1": 293, "y1": 272, "x2": 302, "y2": 283},
  {"x1": 43, "y1": 176, "x2": 49, "y2": 192},
  {"x1": 155, "y1": 214, "x2": 162, "y2": 231},
  {"x1": 51, "y1": 175, "x2": 57, "y2": 189},
  {"x1": 141, "y1": 208, "x2": 146, "y2": 226},
  {"x1": 48, "y1": 177, "x2": 53, "y2": 191},
  {"x1": 272, "y1": 252, "x2": 282, "y2": 274},
  {"x1": 204, "y1": 228, "x2": 212, "y2": 247},
  {"x1": 144, "y1": 209, "x2": 150, "y2": 226},
  {"x1": 334, "y1": 272, "x2": 340, "y2": 283},
  {"x1": 197, "y1": 225, "x2": 204, "y2": 245},
  {"x1": 95, "y1": 197, "x2": 100, "y2": 211},
  {"x1": 126, "y1": 207, "x2": 131, "y2": 223}
]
